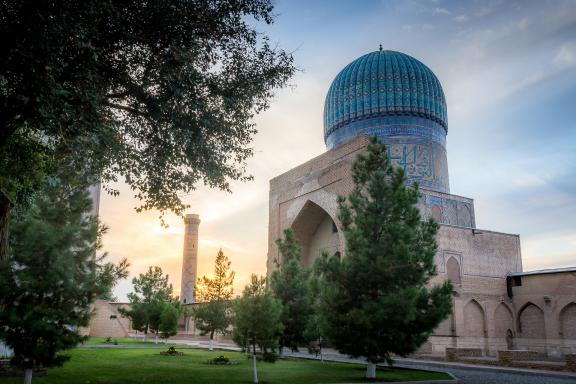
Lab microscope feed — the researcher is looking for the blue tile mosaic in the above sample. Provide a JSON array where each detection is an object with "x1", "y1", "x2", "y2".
[{"x1": 324, "y1": 50, "x2": 448, "y2": 148}]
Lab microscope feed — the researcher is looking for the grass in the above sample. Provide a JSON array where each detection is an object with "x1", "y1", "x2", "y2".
[{"x1": 0, "y1": 348, "x2": 451, "y2": 383}]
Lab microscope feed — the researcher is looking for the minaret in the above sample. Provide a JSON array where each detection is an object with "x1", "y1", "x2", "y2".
[{"x1": 180, "y1": 214, "x2": 200, "y2": 304}]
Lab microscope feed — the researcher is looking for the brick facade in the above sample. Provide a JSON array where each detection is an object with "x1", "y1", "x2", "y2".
[{"x1": 267, "y1": 135, "x2": 576, "y2": 358}]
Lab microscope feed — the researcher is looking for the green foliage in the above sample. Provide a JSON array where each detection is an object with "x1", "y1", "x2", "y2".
[
  {"x1": 260, "y1": 351, "x2": 278, "y2": 363},
  {"x1": 196, "y1": 249, "x2": 235, "y2": 302},
  {"x1": 317, "y1": 137, "x2": 453, "y2": 364},
  {"x1": 159, "y1": 346, "x2": 184, "y2": 356},
  {"x1": 0, "y1": 0, "x2": 295, "y2": 226},
  {"x1": 120, "y1": 266, "x2": 178, "y2": 338},
  {"x1": 159, "y1": 304, "x2": 181, "y2": 340},
  {"x1": 193, "y1": 249, "x2": 235, "y2": 340},
  {"x1": 208, "y1": 355, "x2": 231, "y2": 365},
  {"x1": 232, "y1": 275, "x2": 283, "y2": 353},
  {"x1": 270, "y1": 229, "x2": 313, "y2": 352},
  {"x1": 0, "y1": 177, "x2": 99, "y2": 371},
  {"x1": 95, "y1": 253, "x2": 130, "y2": 301}
]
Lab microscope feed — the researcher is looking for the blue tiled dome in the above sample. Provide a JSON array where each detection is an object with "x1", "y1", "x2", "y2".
[{"x1": 324, "y1": 50, "x2": 447, "y2": 148}]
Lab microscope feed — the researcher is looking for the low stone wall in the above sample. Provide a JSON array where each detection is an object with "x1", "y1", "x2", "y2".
[
  {"x1": 446, "y1": 347, "x2": 482, "y2": 361},
  {"x1": 497, "y1": 350, "x2": 541, "y2": 365},
  {"x1": 566, "y1": 354, "x2": 576, "y2": 372}
]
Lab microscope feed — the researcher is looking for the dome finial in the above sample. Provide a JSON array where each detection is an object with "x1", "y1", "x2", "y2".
[{"x1": 379, "y1": 44, "x2": 383, "y2": 51}]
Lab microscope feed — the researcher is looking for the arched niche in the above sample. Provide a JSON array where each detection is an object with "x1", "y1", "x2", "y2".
[
  {"x1": 559, "y1": 302, "x2": 576, "y2": 340},
  {"x1": 290, "y1": 201, "x2": 340, "y2": 267},
  {"x1": 464, "y1": 299, "x2": 486, "y2": 338},
  {"x1": 446, "y1": 257, "x2": 461, "y2": 285},
  {"x1": 518, "y1": 302, "x2": 545, "y2": 339},
  {"x1": 494, "y1": 303, "x2": 515, "y2": 344}
]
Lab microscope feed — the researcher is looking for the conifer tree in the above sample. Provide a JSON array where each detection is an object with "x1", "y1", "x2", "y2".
[
  {"x1": 271, "y1": 229, "x2": 312, "y2": 352},
  {"x1": 193, "y1": 249, "x2": 235, "y2": 350},
  {"x1": 232, "y1": 275, "x2": 283, "y2": 384},
  {"x1": 317, "y1": 137, "x2": 453, "y2": 379},
  {"x1": 0, "y1": 177, "x2": 99, "y2": 384}
]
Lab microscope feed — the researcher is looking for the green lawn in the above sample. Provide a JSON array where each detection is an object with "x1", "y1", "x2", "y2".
[{"x1": 0, "y1": 348, "x2": 451, "y2": 383}]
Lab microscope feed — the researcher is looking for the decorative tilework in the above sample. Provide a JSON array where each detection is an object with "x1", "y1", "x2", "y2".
[
  {"x1": 324, "y1": 50, "x2": 448, "y2": 146},
  {"x1": 419, "y1": 191, "x2": 476, "y2": 228}
]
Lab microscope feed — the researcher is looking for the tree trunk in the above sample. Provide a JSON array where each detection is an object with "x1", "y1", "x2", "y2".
[
  {"x1": 252, "y1": 343, "x2": 259, "y2": 384},
  {"x1": 0, "y1": 190, "x2": 13, "y2": 261},
  {"x1": 143, "y1": 330, "x2": 148, "y2": 342},
  {"x1": 209, "y1": 330, "x2": 214, "y2": 351},
  {"x1": 23, "y1": 368, "x2": 33, "y2": 384},
  {"x1": 155, "y1": 334, "x2": 158, "y2": 344},
  {"x1": 366, "y1": 362, "x2": 376, "y2": 380}
]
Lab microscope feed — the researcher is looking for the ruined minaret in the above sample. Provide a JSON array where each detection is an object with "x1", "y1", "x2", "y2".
[{"x1": 180, "y1": 213, "x2": 200, "y2": 304}]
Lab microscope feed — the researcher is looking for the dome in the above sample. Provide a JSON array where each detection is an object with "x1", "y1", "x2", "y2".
[{"x1": 324, "y1": 49, "x2": 447, "y2": 149}]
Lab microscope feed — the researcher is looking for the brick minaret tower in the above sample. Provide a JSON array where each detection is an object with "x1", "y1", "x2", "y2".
[{"x1": 180, "y1": 213, "x2": 200, "y2": 304}]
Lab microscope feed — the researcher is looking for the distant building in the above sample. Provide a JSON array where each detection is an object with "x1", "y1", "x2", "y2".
[{"x1": 267, "y1": 48, "x2": 576, "y2": 357}]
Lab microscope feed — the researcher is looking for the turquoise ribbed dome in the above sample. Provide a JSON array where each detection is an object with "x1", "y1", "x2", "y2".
[{"x1": 324, "y1": 50, "x2": 447, "y2": 146}]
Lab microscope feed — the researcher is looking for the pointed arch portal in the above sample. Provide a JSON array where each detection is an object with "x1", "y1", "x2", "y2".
[{"x1": 290, "y1": 201, "x2": 340, "y2": 267}]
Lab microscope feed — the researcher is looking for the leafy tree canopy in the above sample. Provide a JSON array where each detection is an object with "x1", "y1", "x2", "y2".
[
  {"x1": 121, "y1": 266, "x2": 177, "y2": 339},
  {"x1": 0, "y1": 0, "x2": 296, "y2": 227},
  {"x1": 232, "y1": 274, "x2": 282, "y2": 353},
  {"x1": 317, "y1": 137, "x2": 452, "y2": 376},
  {"x1": 271, "y1": 229, "x2": 312, "y2": 352}
]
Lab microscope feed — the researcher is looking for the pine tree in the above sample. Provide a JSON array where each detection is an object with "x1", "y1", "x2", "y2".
[
  {"x1": 0, "y1": 177, "x2": 99, "y2": 384},
  {"x1": 317, "y1": 137, "x2": 453, "y2": 379},
  {"x1": 232, "y1": 275, "x2": 283, "y2": 384},
  {"x1": 193, "y1": 249, "x2": 235, "y2": 351},
  {"x1": 270, "y1": 229, "x2": 313, "y2": 352}
]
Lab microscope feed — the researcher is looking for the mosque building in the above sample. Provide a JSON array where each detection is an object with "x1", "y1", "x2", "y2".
[{"x1": 266, "y1": 48, "x2": 576, "y2": 357}]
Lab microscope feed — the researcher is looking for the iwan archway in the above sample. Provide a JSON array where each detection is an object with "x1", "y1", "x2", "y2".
[{"x1": 290, "y1": 201, "x2": 340, "y2": 267}]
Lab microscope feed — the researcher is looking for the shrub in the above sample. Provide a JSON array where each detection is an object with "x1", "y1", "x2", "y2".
[
  {"x1": 160, "y1": 346, "x2": 183, "y2": 356},
  {"x1": 261, "y1": 351, "x2": 278, "y2": 363},
  {"x1": 208, "y1": 355, "x2": 232, "y2": 365}
]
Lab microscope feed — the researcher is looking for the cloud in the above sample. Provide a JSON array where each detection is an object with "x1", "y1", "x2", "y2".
[
  {"x1": 402, "y1": 24, "x2": 436, "y2": 32},
  {"x1": 515, "y1": 18, "x2": 529, "y2": 31},
  {"x1": 433, "y1": 7, "x2": 451, "y2": 15},
  {"x1": 454, "y1": 15, "x2": 469, "y2": 23},
  {"x1": 554, "y1": 43, "x2": 576, "y2": 68}
]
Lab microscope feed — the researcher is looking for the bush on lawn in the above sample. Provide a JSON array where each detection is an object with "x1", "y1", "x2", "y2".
[
  {"x1": 160, "y1": 346, "x2": 183, "y2": 356},
  {"x1": 207, "y1": 355, "x2": 232, "y2": 365}
]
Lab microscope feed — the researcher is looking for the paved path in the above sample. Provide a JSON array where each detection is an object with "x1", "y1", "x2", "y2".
[{"x1": 395, "y1": 359, "x2": 576, "y2": 384}]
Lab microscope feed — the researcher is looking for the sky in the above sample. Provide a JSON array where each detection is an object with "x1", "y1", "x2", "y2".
[{"x1": 100, "y1": 0, "x2": 576, "y2": 302}]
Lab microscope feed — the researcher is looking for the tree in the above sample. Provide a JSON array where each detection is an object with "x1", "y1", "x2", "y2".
[
  {"x1": 270, "y1": 229, "x2": 313, "y2": 352},
  {"x1": 0, "y1": 0, "x2": 296, "y2": 259},
  {"x1": 316, "y1": 137, "x2": 453, "y2": 380},
  {"x1": 159, "y1": 303, "x2": 182, "y2": 341},
  {"x1": 0, "y1": 177, "x2": 99, "y2": 384},
  {"x1": 121, "y1": 266, "x2": 175, "y2": 342},
  {"x1": 193, "y1": 249, "x2": 235, "y2": 351},
  {"x1": 232, "y1": 275, "x2": 283, "y2": 384},
  {"x1": 94, "y1": 240, "x2": 130, "y2": 301}
]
